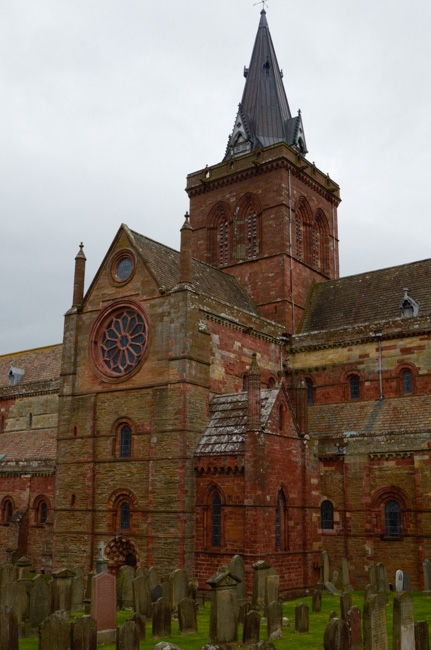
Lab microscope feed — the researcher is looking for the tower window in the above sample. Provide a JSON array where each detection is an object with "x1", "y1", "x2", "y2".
[
  {"x1": 402, "y1": 370, "x2": 412, "y2": 395},
  {"x1": 247, "y1": 212, "x2": 258, "y2": 258},
  {"x1": 218, "y1": 218, "x2": 229, "y2": 266},
  {"x1": 120, "y1": 425, "x2": 132, "y2": 458},
  {"x1": 306, "y1": 379, "x2": 313, "y2": 405},
  {"x1": 295, "y1": 216, "x2": 302, "y2": 260},
  {"x1": 350, "y1": 375, "x2": 360, "y2": 400},
  {"x1": 29, "y1": 413, "x2": 33, "y2": 427},
  {"x1": 120, "y1": 502, "x2": 130, "y2": 530},
  {"x1": 211, "y1": 492, "x2": 222, "y2": 547},
  {"x1": 384, "y1": 500, "x2": 402, "y2": 537},
  {"x1": 321, "y1": 500, "x2": 334, "y2": 530}
]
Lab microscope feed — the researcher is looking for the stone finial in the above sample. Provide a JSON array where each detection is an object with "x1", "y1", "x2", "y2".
[
  {"x1": 72, "y1": 242, "x2": 86, "y2": 308},
  {"x1": 179, "y1": 212, "x2": 193, "y2": 285}
]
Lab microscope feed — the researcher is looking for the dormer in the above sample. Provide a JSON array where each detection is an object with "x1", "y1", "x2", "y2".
[{"x1": 400, "y1": 288, "x2": 419, "y2": 318}]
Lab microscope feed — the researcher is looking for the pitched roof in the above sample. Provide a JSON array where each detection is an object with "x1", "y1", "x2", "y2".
[
  {"x1": 0, "y1": 345, "x2": 62, "y2": 390},
  {"x1": 224, "y1": 10, "x2": 307, "y2": 160},
  {"x1": 299, "y1": 258, "x2": 431, "y2": 334},
  {"x1": 0, "y1": 430, "x2": 57, "y2": 461},
  {"x1": 128, "y1": 227, "x2": 260, "y2": 315},
  {"x1": 195, "y1": 389, "x2": 278, "y2": 456},
  {"x1": 309, "y1": 394, "x2": 431, "y2": 440}
]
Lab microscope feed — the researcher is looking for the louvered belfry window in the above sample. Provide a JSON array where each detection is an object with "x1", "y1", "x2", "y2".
[{"x1": 219, "y1": 219, "x2": 229, "y2": 266}]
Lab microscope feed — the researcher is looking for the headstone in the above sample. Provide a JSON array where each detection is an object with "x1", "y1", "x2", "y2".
[
  {"x1": 347, "y1": 606, "x2": 362, "y2": 650},
  {"x1": 318, "y1": 550, "x2": 330, "y2": 584},
  {"x1": 188, "y1": 579, "x2": 197, "y2": 601},
  {"x1": 312, "y1": 590, "x2": 322, "y2": 613},
  {"x1": 117, "y1": 565, "x2": 134, "y2": 608},
  {"x1": 324, "y1": 618, "x2": 339, "y2": 650},
  {"x1": 117, "y1": 620, "x2": 139, "y2": 650},
  {"x1": 151, "y1": 584, "x2": 163, "y2": 603},
  {"x1": 264, "y1": 575, "x2": 279, "y2": 611},
  {"x1": 133, "y1": 574, "x2": 151, "y2": 618},
  {"x1": 364, "y1": 583, "x2": 378, "y2": 603},
  {"x1": 129, "y1": 612, "x2": 146, "y2": 641},
  {"x1": 368, "y1": 564, "x2": 377, "y2": 586},
  {"x1": 238, "y1": 599, "x2": 250, "y2": 625},
  {"x1": 267, "y1": 600, "x2": 282, "y2": 641},
  {"x1": 375, "y1": 563, "x2": 389, "y2": 594},
  {"x1": 71, "y1": 576, "x2": 85, "y2": 611},
  {"x1": 251, "y1": 561, "x2": 276, "y2": 610},
  {"x1": 207, "y1": 568, "x2": 239, "y2": 645},
  {"x1": 229, "y1": 555, "x2": 246, "y2": 600},
  {"x1": 170, "y1": 569, "x2": 188, "y2": 613},
  {"x1": 339, "y1": 558, "x2": 352, "y2": 592},
  {"x1": 332, "y1": 570, "x2": 340, "y2": 590},
  {"x1": 16, "y1": 557, "x2": 31, "y2": 581},
  {"x1": 329, "y1": 611, "x2": 338, "y2": 619},
  {"x1": 0, "y1": 605, "x2": 18, "y2": 650},
  {"x1": 415, "y1": 621, "x2": 429, "y2": 650},
  {"x1": 326, "y1": 618, "x2": 350, "y2": 650},
  {"x1": 152, "y1": 597, "x2": 171, "y2": 639},
  {"x1": 423, "y1": 559, "x2": 431, "y2": 594},
  {"x1": 178, "y1": 596, "x2": 197, "y2": 635},
  {"x1": 243, "y1": 610, "x2": 260, "y2": 645},
  {"x1": 339, "y1": 592, "x2": 352, "y2": 621},
  {"x1": 0, "y1": 565, "x2": 17, "y2": 606},
  {"x1": 295, "y1": 603, "x2": 309, "y2": 634},
  {"x1": 39, "y1": 610, "x2": 71, "y2": 650},
  {"x1": 72, "y1": 567, "x2": 85, "y2": 579},
  {"x1": 393, "y1": 591, "x2": 414, "y2": 650},
  {"x1": 71, "y1": 615, "x2": 97, "y2": 650},
  {"x1": 51, "y1": 569, "x2": 75, "y2": 612},
  {"x1": 363, "y1": 592, "x2": 388, "y2": 650},
  {"x1": 30, "y1": 574, "x2": 51, "y2": 629},
  {"x1": 135, "y1": 567, "x2": 145, "y2": 579},
  {"x1": 148, "y1": 567, "x2": 160, "y2": 591},
  {"x1": 83, "y1": 570, "x2": 95, "y2": 615},
  {"x1": 6, "y1": 581, "x2": 29, "y2": 624},
  {"x1": 90, "y1": 572, "x2": 116, "y2": 631},
  {"x1": 395, "y1": 570, "x2": 404, "y2": 593},
  {"x1": 402, "y1": 573, "x2": 411, "y2": 593}
]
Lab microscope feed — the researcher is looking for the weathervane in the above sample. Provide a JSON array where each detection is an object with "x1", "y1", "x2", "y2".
[{"x1": 253, "y1": 0, "x2": 269, "y2": 10}]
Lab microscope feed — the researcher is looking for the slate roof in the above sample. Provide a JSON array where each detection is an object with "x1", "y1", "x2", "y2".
[
  {"x1": 309, "y1": 394, "x2": 431, "y2": 439},
  {"x1": 299, "y1": 258, "x2": 431, "y2": 333},
  {"x1": 195, "y1": 389, "x2": 278, "y2": 456},
  {"x1": 0, "y1": 430, "x2": 57, "y2": 461},
  {"x1": 128, "y1": 227, "x2": 260, "y2": 315},
  {"x1": 0, "y1": 345, "x2": 62, "y2": 390}
]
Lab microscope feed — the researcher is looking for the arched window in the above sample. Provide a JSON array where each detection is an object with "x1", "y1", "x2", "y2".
[
  {"x1": 385, "y1": 500, "x2": 402, "y2": 537},
  {"x1": 29, "y1": 412, "x2": 33, "y2": 427},
  {"x1": 212, "y1": 492, "x2": 222, "y2": 548},
  {"x1": 218, "y1": 218, "x2": 229, "y2": 266},
  {"x1": 120, "y1": 425, "x2": 132, "y2": 458},
  {"x1": 247, "y1": 210, "x2": 258, "y2": 259},
  {"x1": 306, "y1": 378, "x2": 314, "y2": 405},
  {"x1": 321, "y1": 500, "x2": 334, "y2": 530},
  {"x1": 402, "y1": 370, "x2": 413, "y2": 395},
  {"x1": 120, "y1": 502, "x2": 130, "y2": 530},
  {"x1": 2, "y1": 499, "x2": 13, "y2": 523},
  {"x1": 267, "y1": 377, "x2": 276, "y2": 389},
  {"x1": 350, "y1": 375, "x2": 360, "y2": 400},
  {"x1": 38, "y1": 501, "x2": 48, "y2": 524},
  {"x1": 275, "y1": 491, "x2": 288, "y2": 550}
]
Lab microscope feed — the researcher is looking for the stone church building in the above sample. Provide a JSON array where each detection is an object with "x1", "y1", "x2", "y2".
[{"x1": 1, "y1": 10, "x2": 430, "y2": 596}]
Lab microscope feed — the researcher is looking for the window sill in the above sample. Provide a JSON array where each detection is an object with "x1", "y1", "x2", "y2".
[{"x1": 379, "y1": 534, "x2": 404, "y2": 541}]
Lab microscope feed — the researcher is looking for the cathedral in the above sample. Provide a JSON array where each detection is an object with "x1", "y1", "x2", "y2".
[{"x1": 1, "y1": 10, "x2": 430, "y2": 596}]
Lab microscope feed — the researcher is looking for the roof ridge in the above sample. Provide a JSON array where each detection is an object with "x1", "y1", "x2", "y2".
[{"x1": 0, "y1": 343, "x2": 62, "y2": 360}]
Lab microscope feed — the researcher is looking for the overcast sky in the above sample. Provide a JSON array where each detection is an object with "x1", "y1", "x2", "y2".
[{"x1": 1, "y1": 0, "x2": 430, "y2": 356}]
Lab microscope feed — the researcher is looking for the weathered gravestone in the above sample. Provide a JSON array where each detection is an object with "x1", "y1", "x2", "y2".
[
  {"x1": 71, "y1": 615, "x2": 97, "y2": 650},
  {"x1": 347, "y1": 606, "x2": 362, "y2": 650},
  {"x1": 393, "y1": 591, "x2": 414, "y2": 650},
  {"x1": 29, "y1": 575, "x2": 51, "y2": 629},
  {"x1": 151, "y1": 584, "x2": 163, "y2": 604},
  {"x1": 178, "y1": 596, "x2": 197, "y2": 635},
  {"x1": 402, "y1": 573, "x2": 411, "y2": 593},
  {"x1": 375, "y1": 563, "x2": 389, "y2": 594},
  {"x1": 333, "y1": 570, "x2": 340, "y2": 590},
  {"x1": 243, "y1": 609, "x2": 260, "y2": 645},
  {"x1": 148, "y1": 567, "x2": 160, "y2": 591},
  {"x1": 117, "y1": 565, "x2": 134, "y2": 608},
  {"x1": 117, "y1": 620, "x2": 140, "y2": 650},
  {"x1": 0, "y1": 564, "x2": 17, "y2": 606},
  {"x1": 295, "y1": 603, "x2": 309, "y2": 634},
  {"x1": 267, "y1": 601, "x2": 283, "y2": 641},
  {"x1": 16, "y1": 557, "x2": 31, "y2": 581},
  {"x1": 229, "y1": 555, "x2": 247, "y2": 600},
  {"x1": 312, "y1": 589, "x2": 322, "y2": 613},
  {"x1": 72, "y1": 566, "x2": 85, "y2": 579},
  {"x1": 363, "y1": 592, "x2": 388, "y2": 650},
  {"x1": 329, "y1": 611, "x2": 338, "y2": 620},
  {"x1": 170, "y1": 568, "x2": 188, "y2": 613},
  {"x1": 90, "y1": 572, "x2": 116, "y2": 632},
  {"x1": 7, "y1": 580, "x2": 29, "y2": 625},
  {"x1": 51, "y1": 569, "x2": 75, "y2": 612},
  {"x1": 71, "y1": 576, "x2": 85, "y2": 611},
  {"x1": 423, "y1": 559, "x2": 431, "y2": 595},
  {"x1": 207, "y1": 568, "x2": 239, "y2": 645},
  {"x1": 339, "y1": 592, "x2": 352, "y2": 621},
  {"x1": 252, "y1": 561, "x2": 276, "y2": 610},
  {"x1": 324, "y1": 617, "x2": 350, "y2": 650},
  {"x1": 0, "y1": 605, "x2": 18, "y2": 650},
  {"x1": 318, "y1": 550, "x2": 330, "y2": 588},
  {"x1": 133, "y1": 574, "x2": 151, "y2": 618},
  {"x1": 135, "y1": 567, "x2": 145, "y2": 579},
  {"x1": 324, "y1": 618, "x2": 339, "y2": 650},
  {"x1": 364, "y1": 583, "x2": 378, "y2": 604},
  {"x1": 368, "y1": 564, "x2": 377, "y2": 586},
  {"x1": 152, "y1": 597, "x2": 171, "y2": 639},
  {"x1": 238, "y1": 599, "x2": 251, "y2": 626},
  {"x1": 395, "y1": 570, "x2": 404, "y2": 593},
  {"x1": 129, "y1": 612, "x2": 146, "y2": 641},
  {"x1": 339, "y1": 558, "x2": 353, "y2": 592},
  {"x1": 264, "y1": 575, "x2": 279, "y2": 611},
  {"x1": 39, "y1": 610, "x2": 71, "y2": 650},
  {"x1": 415, "y1": 621, "x2": 429, "y2": 650}
]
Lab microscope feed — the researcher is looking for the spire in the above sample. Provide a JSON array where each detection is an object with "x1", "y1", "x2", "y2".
[
  {"x1": 224, "y1": 10, "x2": 307, "y2": 160},
  {"x1": 72, "y1": 242, "x2": 86, "y2": 308}
]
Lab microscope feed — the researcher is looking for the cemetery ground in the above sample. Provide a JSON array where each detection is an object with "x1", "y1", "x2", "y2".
[{"x1": 16, "y1": 590, "x2": 431, "y2": 649}]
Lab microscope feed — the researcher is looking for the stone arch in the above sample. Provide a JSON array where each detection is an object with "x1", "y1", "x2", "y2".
[
  {"x1": 233, "y1": 192, "x2": 262, "y2": 261},
  {"x1": 294, "y1": 196, "x2": 313, "y2": 262},
  {"x1": 314, "y1": 208, "x2": 330, "y2": 273},
  {"x1": 207, "y1": 202, "x2": 231, "y2": 266},
  {"x1": 107, "y1": 488, "x2": 139, "y2": 534},
  {"x1": 105, "y1": 536, "x2": 141, "y2": 573}
]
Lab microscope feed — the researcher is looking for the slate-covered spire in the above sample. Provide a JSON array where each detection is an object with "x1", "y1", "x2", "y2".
[{"x1": 224, "y1": 9, "x2": 307, "y2": 160}]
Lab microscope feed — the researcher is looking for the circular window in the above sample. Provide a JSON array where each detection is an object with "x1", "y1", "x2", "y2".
[
  {"x1": 110, "y1": 250, "x2": 136, "y2": 285},
  {"x1": 116, "y1": 257, "x2": 133, "y2": 281},
  {"x1": 91, "y1": 302, "x2": 149, "y2": 381}
]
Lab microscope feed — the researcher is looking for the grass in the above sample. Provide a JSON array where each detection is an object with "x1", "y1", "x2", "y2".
[{"x1": 18, "y1": 591, "x2": 431, "y2": 648}]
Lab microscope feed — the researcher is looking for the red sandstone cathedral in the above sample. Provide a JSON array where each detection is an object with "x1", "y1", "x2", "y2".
[{"x1": 1, "y1": 10, "x2": 430, "y2": 596}]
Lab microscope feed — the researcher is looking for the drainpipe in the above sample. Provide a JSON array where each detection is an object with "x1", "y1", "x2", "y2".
[
  {"x1": 288, "y1": 169, "x2": 295, "y2": 332},
  {"x1": 371, "y1": 331, "x2": 384, "y2": 400}
]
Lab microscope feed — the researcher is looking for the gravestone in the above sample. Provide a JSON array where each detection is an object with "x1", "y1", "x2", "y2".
[
  {"x1": 133, "y1": 574, "x2": 151, "y2": 618},
  {"x1": 329, "y1": 610, "x2": 338, "y2": 619},
  {"x1": 368, "y1": 564, "x2": 377, "y2": 586},
  {"x1": 0, "y1": 564, "x2": 17, "y2": 606},
  {"x1": 339, "y1": 592, "x2": 352, "y2": 621},
  {"x1": 393, "y1": 591, "x2": 414, "y2": 650},
  {"x1": 243, "y1": 610, "x2": 260, "y2": 645},
  {"x1": 170, "y1": 569, "x2": 188, "y2": 613},
  {"x1": 415, "y1": 621, "x2": 429, "y2": 650},
  {"x1": 327, "y1": 618, "x2": 350, "y2": 650},
  {"x1": 188, "y1": 579, "x2": 197, "y2": 602},
  {"x1": 347, "y1": 606, "x2": 362, "y2": 650},
  {"x1": 324, "y1": 618, "x2": 339, "y2": 650},
  {"x1": 332, "y1": 570, "x2": 340, "y2": 590},
  {"x1": 312, "y1": 590, "x2": 322, "y2": 613},
  {"x1": 295, "y1": 603, "x2": 309, "y2": 634},
  {"x1": 423, "y1": 559, "x2": 431, "y2": 594},
  {"x1": 229, "y1": 555, "x2": 246, "y2": 600},
  {"x1": 264, "y1": 575, "x2": 279, "y2": 611},
  {"x1": 0, "y1": 605, "x2": 18, "y2": 650},
  {"x1": 238, "y1": 599, "x2": 250, "y2": 626},
  {"x1": 148, "y1": 567, "x2": 160, "y2": 591},
  {"x1": 39, "y1": 611, "x2": 71, "y2": 650},
  {"x1": 71, "y1": 576, "x2": 85, "y2": 611},
  {"x1": 267, "y1": 601, "x2": 282, "y2": 641},
  {"x1": 252, "y1": 561, "x2": 276, "y2": 610},
  {"x1": 152, "y1": 597, "x2": 171, "y2": 639},
  {"x1": 129, "y1": 612, "x2": 146, "y2": 641},
  {"x1": 317, "y1": 550, "x2": 330, "y2": 591},
  {"x1": 363, "y1": 592, "x2": 388, "y2": 650},
  {"x1": 402, "y1": 573, "x2": 411, "y2": 593},
  {"x1": 29, "y1": 574, "x2": 51, "y2": 629},
  {"x1": 151, "y1": 584, "x2": 163, "y2": 603},
  {"x1": 16, "y1": 557, "x2": 31, "y2": 581},
  {"x1": 72, "y1": 567, "x2": 85, "y2": 579},
  {"x1": 395, "y1": 570, "x2": 404, "y2": 593},
  {"x1": 117, "y1": 565, "x2": 134, "y2": 608},
  {"x1": 178, "y1": 596, "x2": 197, "y2": 635},
  {"x1": 117, "y1": 620, "x2": 139, "y2": 650},
  {"x1": 339, "y1": 558, "x2": 352, "y2": 592},
  {"x1": 51, "y1": 568, "x2": 75, "y2": 612},
  {"x1": 207, "y1": 568, "x2": 239, "y2": 645},
  {"x1": 7, "y1": 581, "x2": 29, "y2": 624},
  {"x1": 375, "y1": 563, "x2": 389, "y2": 594},
  {"x1": 71, "y1": 615, "x2": 97, "y2": 650},
  {"x1": 364, "y1": 583, "x2": 377, "y2": 603},
  {"x1": 90, "y1": 572, "x2": 116, "y2": 632},
  {"x1": 135, "y1": 567, "x2": 145, "y2": 579}
]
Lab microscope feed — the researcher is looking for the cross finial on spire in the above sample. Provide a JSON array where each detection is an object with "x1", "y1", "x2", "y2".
[{"x1": 253, "y1": 0, "x2": 269, "y2": 11}]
